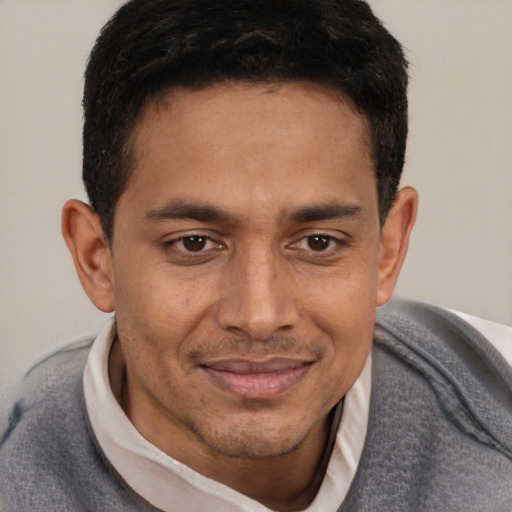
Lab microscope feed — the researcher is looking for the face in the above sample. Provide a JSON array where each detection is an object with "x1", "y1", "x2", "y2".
[{"x1": 109, "y1": 82, "x2": 384, "y2": 463}]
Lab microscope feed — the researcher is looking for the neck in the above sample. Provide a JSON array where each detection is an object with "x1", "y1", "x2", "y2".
[
  {"x1": 216, "y1": 405, "x2": 342, "y2": 511},
  {"x1": 196, "y1": 410, "x2": 338, "y2": 511}
]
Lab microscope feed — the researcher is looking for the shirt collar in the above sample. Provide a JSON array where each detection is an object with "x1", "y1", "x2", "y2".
[{"x1": 83, "y1": 319, "x2": 372, "y2": 512}]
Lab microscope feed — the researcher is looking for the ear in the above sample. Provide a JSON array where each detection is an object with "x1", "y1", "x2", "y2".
[
  {"x1": 376, "y1": 186, "x2": 418, "y2": 306},
  {"x1": 61, "y1": 199, "x2": 115, "y2": 313}
]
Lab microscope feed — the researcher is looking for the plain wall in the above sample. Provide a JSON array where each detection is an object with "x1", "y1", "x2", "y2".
[{"x1": 1, "y1": 0, "x2": 511, "y2": 410}]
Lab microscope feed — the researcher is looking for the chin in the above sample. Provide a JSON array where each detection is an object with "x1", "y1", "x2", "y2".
[{"x1": 191, "y1": 416, "x2": 312, "y2": 460}]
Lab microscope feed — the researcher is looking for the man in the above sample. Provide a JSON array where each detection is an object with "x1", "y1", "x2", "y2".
[{"x1": 1, "y1": 0, "x2": 511, "y2": 510}]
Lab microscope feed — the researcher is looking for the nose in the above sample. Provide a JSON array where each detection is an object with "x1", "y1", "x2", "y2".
[{"x1": 215, "y1": 247, "x2": 300, "y2": 340}]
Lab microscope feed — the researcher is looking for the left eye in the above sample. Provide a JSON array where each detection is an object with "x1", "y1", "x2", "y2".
[
  {"x1": 174, "y1": 235, "x2": 214, "y2": 252},
  {"x1": 294, "y1": 234, "x2": 340, "y2": 252},
  {"x1": 306, "y1": 235, "x2": 333, "y2": 251}
]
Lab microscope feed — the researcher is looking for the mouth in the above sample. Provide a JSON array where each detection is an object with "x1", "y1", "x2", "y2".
[{"x1": 200, "y1": 358, "x2": 314, "y2": 400}]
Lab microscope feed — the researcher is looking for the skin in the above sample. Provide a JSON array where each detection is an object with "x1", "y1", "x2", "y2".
[{"x1": 62, "y1": 81, "x2": 417, "y2": 511}]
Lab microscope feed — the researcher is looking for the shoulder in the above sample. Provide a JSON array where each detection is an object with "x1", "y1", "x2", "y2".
[
  {"x1": 0, "y1": 333, "x2": 167, "y2": 511},
  {"x1": 3, "y1": 336, "x2": 93, "y2": 425},
  {"x1": 375, "y1": 297, "x2": 512, "y2": 392},
  {"x1": 376, "y1": 297, "x2": 511, "y2": 367},
  {"x1": 343, "y1": 299, "x2": 512, "y2": 510},
  {"x1": 374, "y1": 297, "x2": 512, "y2": 456},
  {"x1": 448, "y1": 309, "x2": 512, "y2": 366},
  {"x1": 0, "y1": 338, "x2": 93, "y2": 509}
]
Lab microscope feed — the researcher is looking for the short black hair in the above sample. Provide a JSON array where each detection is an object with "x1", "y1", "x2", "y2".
[{"x1": 83, "y1": 0, "x2": 408, "y2": 240}]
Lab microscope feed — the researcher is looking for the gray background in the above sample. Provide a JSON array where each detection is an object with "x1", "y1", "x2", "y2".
[{"x1": 1, "y1": 0, "x2": 511, "y2": 409}]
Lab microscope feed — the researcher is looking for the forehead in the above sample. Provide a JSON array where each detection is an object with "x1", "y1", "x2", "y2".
[
  {"x1": 134, "y1": 81, "x2": 371, "y2": 154},
  {"x1": 119, "y1": 81, "x2": 376, "y2": 222}
]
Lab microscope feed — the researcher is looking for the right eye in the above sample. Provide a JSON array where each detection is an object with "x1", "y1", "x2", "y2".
[
  {"x1": 162, "y1": 233, "x2": 227, "y2": 265},
  {"x1": 176, "y1": 235, "x2": 211, "y2": 252}
]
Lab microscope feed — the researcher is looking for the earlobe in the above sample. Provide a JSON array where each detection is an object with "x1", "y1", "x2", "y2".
[
  {"x1": 376, "y1": 186, "x2": 418, "y2": 306},
  {"x1": 61, "y1": 199, "x2": 115, "y2": 313}
]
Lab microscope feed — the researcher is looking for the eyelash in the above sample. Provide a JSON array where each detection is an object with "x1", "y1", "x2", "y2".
[
  {"x1": 162, "y1": 234, "x2": 222, "y2": 256},
  {"x1": 162, "y1": 232, "x2": 348, "y2": 261},
  {"x1": 291, "y1": 234, "x2": 347, "y2": 253}
]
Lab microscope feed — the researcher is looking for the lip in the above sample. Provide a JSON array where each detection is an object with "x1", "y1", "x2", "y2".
[{"x1": 201, "y1": 357, "x2": 313, "y2": 400}]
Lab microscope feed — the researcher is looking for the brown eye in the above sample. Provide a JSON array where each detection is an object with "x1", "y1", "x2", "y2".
[
  {"x1": 182, "y1": 236, "x2": 207, "y2": 252},
  {"x1": 307, "y1": 235, "x2": 331, "y2": 251}
]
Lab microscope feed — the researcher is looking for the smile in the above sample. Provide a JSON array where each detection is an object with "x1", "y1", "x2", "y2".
[{"x1": 201, "y1": 358, "x2": 313, "y2": 400}]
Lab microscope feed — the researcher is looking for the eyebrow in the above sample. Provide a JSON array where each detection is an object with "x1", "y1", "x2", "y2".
[
  {"x1": 286, "y1": 202, "x2": 363, "y2": 223},
  {"x1": 146, "y1": 200, "x2": 233, "y2": 223},
  {"x1": 145, "y1": 199, "x2": 364, "y2": 225}
]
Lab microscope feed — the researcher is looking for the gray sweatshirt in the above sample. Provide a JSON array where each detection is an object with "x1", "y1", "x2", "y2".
[{"x1": 1, "y1": 298, "x2": 511, "y2": 511}]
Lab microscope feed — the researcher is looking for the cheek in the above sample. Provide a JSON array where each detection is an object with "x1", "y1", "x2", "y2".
[
  {"x1": 112, "y1": 251, "x2": 217, "y2": 332},
  {"x1": 304, "y1": 254, "x2": 379, "y2": 330},
  {"x1": 328, "y1": 305, "x2": 374, "y2": 378},
  {"x1": 303, "y1": 262, "x2": 377, "y2": 391},
  {"x1": 112, "y1": 270, "x2": 227, "y2": 399}
]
